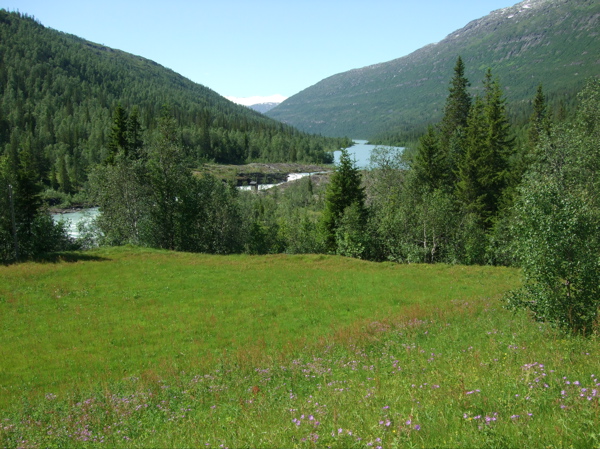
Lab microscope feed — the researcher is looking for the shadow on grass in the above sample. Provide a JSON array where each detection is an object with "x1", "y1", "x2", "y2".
[{"x1": 31, "y1": 251, "x2": 110, "y2": 264}]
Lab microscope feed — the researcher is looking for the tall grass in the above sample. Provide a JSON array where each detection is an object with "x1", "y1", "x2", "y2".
[{"x1": 2, "y1": 248, "x2": 598, "y2": 447}]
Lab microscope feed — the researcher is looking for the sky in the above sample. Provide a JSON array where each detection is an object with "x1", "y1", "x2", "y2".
[{"x1": 3, "y1": 0, "x2": 518, "y2": 99}]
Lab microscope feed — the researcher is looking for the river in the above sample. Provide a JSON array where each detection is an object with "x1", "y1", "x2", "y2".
[
  {"x1": 52, "y1": 141, "x2": 403, "y2": 237},
  {"x1": 52, "y1": 208, "x2": 100, "y2": 238}
]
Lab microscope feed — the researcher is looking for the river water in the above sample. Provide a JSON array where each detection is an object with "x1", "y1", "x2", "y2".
[
  {"x1": 52, "y1": 208, "x2": 100, "y2": 238},
  {"x1": 52, "y1": 141, "x2": 403, "y2": 237}
]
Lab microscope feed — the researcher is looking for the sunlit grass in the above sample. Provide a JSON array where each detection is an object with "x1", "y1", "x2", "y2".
[
  {"x1": 3, "y1": 247, "x2": 597, "y2": 447},
  {"x1": 0, "y1": 247, "x2": 517, "y2": 409}
]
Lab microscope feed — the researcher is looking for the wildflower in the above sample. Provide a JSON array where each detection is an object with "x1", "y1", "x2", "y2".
[{"x1": 414, "y1": 424, "x2": 421, "y2": 431}]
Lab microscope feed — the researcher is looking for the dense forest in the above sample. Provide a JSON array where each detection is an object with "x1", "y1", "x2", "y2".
[{"x1": 0, "y1": 10, "x2": 350, "y2": 197}]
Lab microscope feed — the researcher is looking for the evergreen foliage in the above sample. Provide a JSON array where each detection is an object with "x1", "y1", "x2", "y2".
[
  {"x1": 89, "y1": 108, "x2": 243, "y2": 254},
  {"x1": 439, "y1": 56, "x2": 471, "y2": 149},
  {"x1": 321, "y1": 149, "x2": 366, "y2": 254},
  {"x1": 0, "y1": 151, "x2": 70, "y2": 263},
  {"x1": 0, "y1": 10, "x2": 349, "y2": 197}
]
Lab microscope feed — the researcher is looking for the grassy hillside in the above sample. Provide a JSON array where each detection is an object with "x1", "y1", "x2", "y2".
[
  {"x1": 0, "y1": 247, "x2": 517, "y2": 406},
  {"x1": 267, "y1": 0, "x2": 600, "y2": 141},
  {"x1": 1, "y1": 248, "x2": 599, "y2": 447}
]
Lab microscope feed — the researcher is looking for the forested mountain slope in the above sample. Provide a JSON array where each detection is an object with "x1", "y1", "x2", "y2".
[
  {"x1": 0, "y1": 10, "x2": 349, "y2": 192},
  {"x1": 267, "y1": 0, "x2": 600, "y2": 141}
]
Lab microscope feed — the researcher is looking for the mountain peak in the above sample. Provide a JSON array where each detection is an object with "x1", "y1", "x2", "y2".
[
  {"x1": 225, "y1": 94, "x2": 287, "y2": 107},
  {"x1": 267, "y1": 0, "x2": 599, "y2": 140}
]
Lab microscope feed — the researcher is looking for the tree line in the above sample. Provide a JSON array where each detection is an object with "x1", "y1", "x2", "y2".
[{"x1": 0, "y1": 10, "x2": 350, "y2": 203}]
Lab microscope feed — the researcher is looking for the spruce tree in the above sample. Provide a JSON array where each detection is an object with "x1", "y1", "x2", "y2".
[
  {"x1": 321, "y1": 149, "x2": 365, "y2": 252},
  {"x1": 413, "y1": 125, "x2": 444, "y2": 191},
  {"x1": 106, "y1": 104, "x2": 129, "y2": 163},
  {"x1": 127, "y1": 106, "x2": 144, "y2": 159},
  {"x1": 456, "y1": 96, "x2": 487, "y2": 219},
  {"x1": 527, "y1": 84, "x2": 550, "y2": 151},
  {"x1": 440, "y1": 56, "x2": 472, "y2": 148},
  {"x1": 456, "y1": 69, "x2": 513, "y2": 227},
  {"x1": 441, "y1": 56, "x2": 472, "y2": 189},
  {"x1": 482, "y1": 69, "x2": 513, "y2": 214}
]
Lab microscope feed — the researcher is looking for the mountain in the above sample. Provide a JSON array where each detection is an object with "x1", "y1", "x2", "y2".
[
  {"x1": 248, "y1": 102, "x2": 282, "y2": 114},
  {"x1": 225, "y1": 95, "x2": 287, "y2": 113},
  {"x1": 0, "y1": 11, "x2": 349, "y2": 193},
  {"x1": 267, "y1": 0, "x2": 600, "y2": 141}
]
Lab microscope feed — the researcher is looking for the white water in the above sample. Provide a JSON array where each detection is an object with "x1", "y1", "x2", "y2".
[{"x1": 52, "y1": 208, "x2": 100, "y2": 238}]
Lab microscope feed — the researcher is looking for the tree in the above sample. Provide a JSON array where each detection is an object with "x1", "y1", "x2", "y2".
[
  {"x1": 440, "y1": 56, "x2": 472, "y2": 147},
  {"x1": 440, "y1": 56, "x2": 472, "y2": 187},
  {"x1": 527, "y1": 84, "x2": 550, "y2": 151},
  {"x1": 145, "y1": 107, "x2": 190, "y2": 250},
  {"x1": 106, "y1": 104, "x2": 129, "y2": 163},
  {"x1": 413, "y1": 125, "x2": 444, "y2": 191},
  {"x1": 507, "y1": 78, "x2": 600, "y2": 334},
  {"x1": 456, "y1": 69, "x2": 513, "y2": 228},
  {"x1": 0, "y1": 150, "x2": 70, "y2": 262},
  {"x1": 455, "y1": 96, "x2": 487, "y2": 219},
  {"x1": 321, "y1": 149, "x2": 366, "y2": 253}
]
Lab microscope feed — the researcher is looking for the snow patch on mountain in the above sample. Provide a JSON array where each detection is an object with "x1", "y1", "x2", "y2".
[{"x1": 226, "y1": 94, "x2": 287, "y2": 107}]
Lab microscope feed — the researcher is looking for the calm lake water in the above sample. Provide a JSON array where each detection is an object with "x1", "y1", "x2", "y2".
[{"x1": 334, "y1": 140, "x2": 404, "y2": 169}]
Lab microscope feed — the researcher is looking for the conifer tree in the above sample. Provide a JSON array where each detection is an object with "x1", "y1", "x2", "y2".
[
  {"x1": 456, "y1": 96, "x2": 487, "y2": 218},
  {"x1": 456, "y1": 69, "x2": 513, "y2": 227},
  {"x1": 440, "y1": 56, "x2": 472, "y2": 146},
  {"x1": 482, "y1": 69, "x2": 513, "y2": 211},
  {"x1": 106, "y1": 105, "x2": 129, "y2": 163},
  {"x1": 127, "y1": 106, "x2": 144, "y2": 159},
  {"x1": 321, "y1": 149, "x2": 365, "y2": 252},
  {"x1": 527, "y1": 84, "x2": 550, "y2": 151},
  {"x1": 413, "y1": 125, "x2": 444, "y2": 191}
]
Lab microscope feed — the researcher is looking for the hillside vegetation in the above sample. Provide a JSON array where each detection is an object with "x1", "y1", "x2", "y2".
[
  {"x1": 0, "y1": 10, "x2": 350, "y2": 194},
  {"x1": 267, "y1": 0, "x2": 600, "y2": 142}
]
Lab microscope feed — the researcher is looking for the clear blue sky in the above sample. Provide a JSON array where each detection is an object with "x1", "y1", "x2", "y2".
[{"x1": 3, "y1": 0, "x2": 516, "y2": 98}]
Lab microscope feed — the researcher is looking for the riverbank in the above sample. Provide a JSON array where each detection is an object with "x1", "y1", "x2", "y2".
[{"x1": 197, "y1": 162, "x2": 333, "y2": 186}]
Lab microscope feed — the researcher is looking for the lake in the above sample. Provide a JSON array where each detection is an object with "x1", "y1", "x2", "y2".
[{"x1": 334, "y1": 140, "x2": 404, "y2": 169}]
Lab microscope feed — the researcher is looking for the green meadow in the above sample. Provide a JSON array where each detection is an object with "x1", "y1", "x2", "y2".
[{"x1": 1, "y1": 248, "x2": 599, "y2": 448}]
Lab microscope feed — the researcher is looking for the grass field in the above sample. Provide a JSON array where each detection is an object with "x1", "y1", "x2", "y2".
[{"x1": 1, "y1": 247, "x2": 599, "y2": 448}]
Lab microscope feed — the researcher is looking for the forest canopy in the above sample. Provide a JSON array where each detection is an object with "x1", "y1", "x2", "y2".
[{"x1": 0, "y1": 10, "x2": 350, "y2": 195}]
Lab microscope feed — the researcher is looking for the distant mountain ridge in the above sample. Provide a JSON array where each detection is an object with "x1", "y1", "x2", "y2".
[
  {"x1": 248, "y1": 102, "x2": 282, "y2": 114},
  {"x1": 267, "y1": 0, "x2": 600, "y2": 140},
  {"x1": 226, "y1": 95, "x2": 287, "y2": 113}
]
